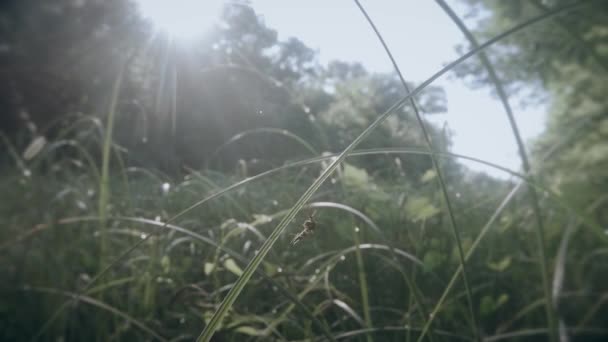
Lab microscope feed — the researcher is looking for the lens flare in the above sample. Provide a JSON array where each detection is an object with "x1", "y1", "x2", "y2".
[{"x1": 135, "y1": 0, "x2": 224, "y2": 40}]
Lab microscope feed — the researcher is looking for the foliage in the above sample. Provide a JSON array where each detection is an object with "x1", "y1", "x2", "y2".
[{"x1": 0, "y1": 1, "x2": 607, "y2": 341}]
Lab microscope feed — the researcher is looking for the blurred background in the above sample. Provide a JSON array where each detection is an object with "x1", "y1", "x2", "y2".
[{"x1": 0, "y1": 0, "x2": 607, "y2": 341}]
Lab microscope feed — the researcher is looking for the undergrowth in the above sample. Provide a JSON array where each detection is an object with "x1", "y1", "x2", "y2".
[{"x1": 1, "y1": 1, "x2": 607, "y2": 342}]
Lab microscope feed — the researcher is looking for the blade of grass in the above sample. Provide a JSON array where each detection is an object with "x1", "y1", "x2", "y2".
[
  {"x1": 266, "y1": 242, "x2": 424, "y2": 337},
  {"x1": 352, "y1": 0, "x2": 478, "y2": 338},
  {"x1": 416, "y1": 183, "x2": 523, "y2": 342},
  {"x1": 484, "y1": 327, "x2": 608, "y2": 342},
  {"x1": 306, "y1": 200, "x2": 436, "y2": 321},
  {"x1": 411, "y1": 100, "x2": 600, "y2": 342},
  {"x1": 330, "y1": 326, "x2": 473, "y2": 341},
  {"x1": 433, "y1": 1, "x2": 564, "y2": 339},
  {"x1": 0, "y1": 148, "x2": 525, "y2": 251},
  {"x1": 28, "y1": 215, "x2": 337, "y2": 342},
  {"x1": 209, "y1": 127, "x2": 319, "y2": 165},
  {"x1": 23, "y1": 286, "x2": 167, "y2": 342},
  {"x1": 353, "y1": 226, "x2": 374, "y2": 342},
  {"x1": 98, "y1": 53, "x2": 130, "y2": 269},
  {"x1": 332, "y1": 299, "x2": 367, "y2": 328},
  {"x1": 577, "y1": 293, "x2": 608, "y2": 328},
  {"x1": 0, "y1": 131, "x2": 28, "y2": 174},
  {"x1": 11, "y1": 143, "x2": 605, "y2": 256}
]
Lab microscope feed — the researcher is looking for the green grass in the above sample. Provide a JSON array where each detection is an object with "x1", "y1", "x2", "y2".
[{"x1": 1, "y1": 1, "x2": 607, "y2": 342}]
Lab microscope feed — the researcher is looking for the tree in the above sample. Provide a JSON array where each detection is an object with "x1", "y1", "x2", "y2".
[{"x1": 456, "y1": 0, "x2": 608, "y2": 218}]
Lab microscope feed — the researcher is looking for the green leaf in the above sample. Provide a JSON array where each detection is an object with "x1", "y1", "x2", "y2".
[
  {"x1": 234, "y1": 326, "x2": 266, "y2": 336},
  {"x1": 204, "y1": 262, "x2": 215, "y2": 275},
  {"x1": 221, "y1": 219, "x2": 237, "y2": 230},
  {"x1": 487, "y1": 256, "x2": 511, "y2": 272},
  {"x1": 421, "y1": 169, "x2": 437, "y2": 183},
  {"x1": 405, "y1": 197, "x2": 440, "y2": 222},
  {"x1": 22, "y1": 136, "x2": 47, "y2": 160},
  {"x1": 495, "y1": 294, "x2": 509, "y2": 309},
  {"x1": 161, "y1": 255, "x2": 170, "y2": 274},
  {"x1": 342, "y1": 163, "x2": 369, "y2": 188},
  {"x1": 223, "y1": 258, "x2": 243, "y2": 276}
]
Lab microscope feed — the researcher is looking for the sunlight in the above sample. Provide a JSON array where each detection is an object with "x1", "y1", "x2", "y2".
[{"x1": 135, "y1": 0, "x2": 224, "y2": 40}]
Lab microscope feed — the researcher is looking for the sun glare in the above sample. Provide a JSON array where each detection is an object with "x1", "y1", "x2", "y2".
[{"x1": 135, "y1": 0, "x2": 224, "y2": 40}]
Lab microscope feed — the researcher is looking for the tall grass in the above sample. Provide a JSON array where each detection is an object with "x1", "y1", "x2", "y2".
[
  {"x1": 195, "y1": 3, "x2": 587, "y2": 341},
  {"x1": 3, "y1": 1, "x2": 606, "y2": 342},
  {"x1": 433, "y1": 0, "x2": 559, "y2": 340},
  {"x1": 98, "y1": 56, "x2": 129, "y2": 269}
]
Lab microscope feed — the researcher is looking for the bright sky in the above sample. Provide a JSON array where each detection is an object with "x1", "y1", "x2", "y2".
[
  {"x1": 135, "y1": 0, "x2": 549, "y2": 178},
  {"x1": 249, "y1": 0, "x2": 548, "y2": 178}
]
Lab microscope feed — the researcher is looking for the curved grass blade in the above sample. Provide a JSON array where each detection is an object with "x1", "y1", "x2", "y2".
[
  {"x1": 352, "y1": 0, "x2": 478, "y2": 337},
  {"x1": 9, "y1": 143, "x2": 604, "y2": 256},
  {"x1": 432, "y1": 1, "x2": 585, "y2": 339},
  {"x1": 35, "y1": 112, "x2": 601, "y2": 339},
  {"x1": 25, "y1": 216, "x2": 337, "y2": 342},
  {"x1": 352, "y1": 225, "x2": 373, "y2": 342},
  {"x1": 198, "y1": 4, "x2": 589, "y2": 338},
  {"x1": 98, "y1": 54, "x2": 129, "y2": 267},
  {"x1": 209, "y1": 127, "x2": 319, "y2": 165},
  {"x1": 483, "y1": 327, "x2": 608, "y2": 342},
  {"x1": 0, "y1": 147, "x2": 536, "y2": 252},
  {"x1": 266, "y1": 242, "x2": 424, "y2": 336},
  {"x1": 330, "y1": 326, "x2": 473, "y2": 341},
  {"x1": 415, "y1": 183, "x2": 522, "y2": 342},
  {"x1": 23, "y1": 286, "x2": 167, "y2": 341}
]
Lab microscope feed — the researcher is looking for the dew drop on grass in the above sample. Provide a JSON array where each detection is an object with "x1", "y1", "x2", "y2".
[
  {"x1": 257, "y1": 109, "x2": 263, "y2": 115},
  {"x1": 277, "y1": 267, "x2": 282, "y2": 273},
  {"x1": 354, "y1": 226, "x2": 360, "y2": 233},
  {"x1": 272, "y1": 200, "x2": 278, "y2": 206},
  {"x1": 340, "y1": 255, "x2": 346, "y2": 261},
  {"x1": 456, "y1": 192, "x2": 461, "y2": 198},
  {"x1": 22, "y1": 169, "x2": 31, "y2": 177},
  {"x1": 315, "y1": 268, "x2": 320, "y2": 274},
  {"x1": 304, "y1": 106, "x2": 311, "y2": 114},
  {"x1": 161, "y1": 182, "x2": 170, "y2": 194},
  {"x1": 140, "y1": 233, "x2": 148, "y2": 239}
]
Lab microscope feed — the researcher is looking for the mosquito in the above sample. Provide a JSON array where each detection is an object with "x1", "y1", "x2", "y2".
[{"x1": 290, "y1": 210, "x2": 317, "y2": 246}]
